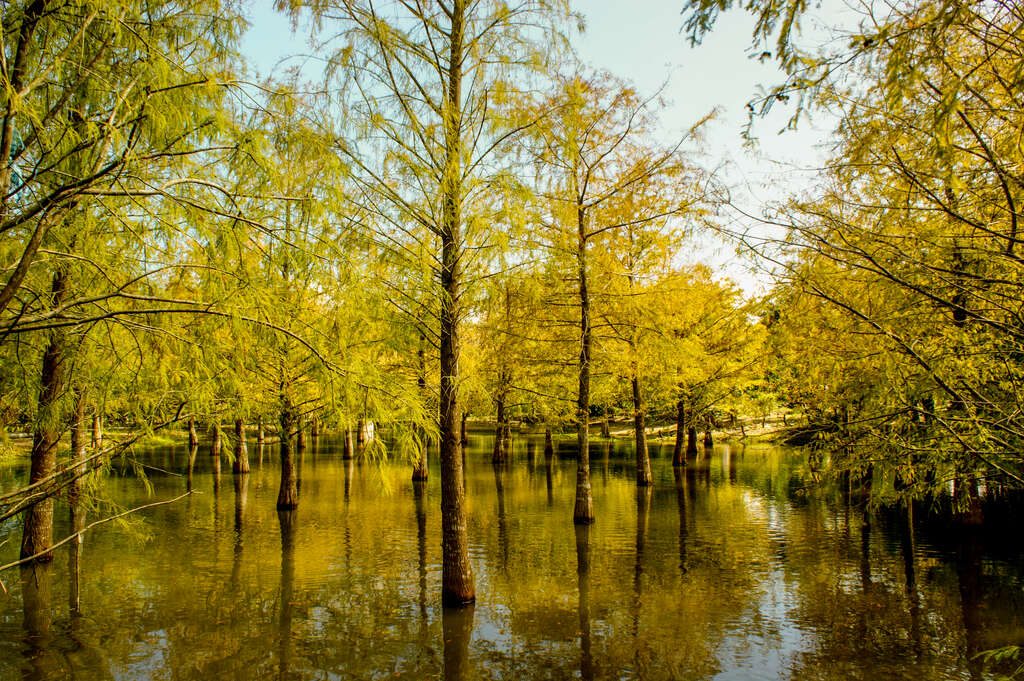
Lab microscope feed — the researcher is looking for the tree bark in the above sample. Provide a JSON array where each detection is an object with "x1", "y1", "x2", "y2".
[
  {"x1": 188, "y1": 417, "x2": 198, "y2": 449},
  {"x1": 296, "y1": 418, "x2": 306, "y2": 452},
  {"x1": 632, "y1": 373, "x2": 652, "y2": 486},
  {"x1": 277, "y1": 400, "x2": 298, "y2": 510},
  {"x1": 257, "y1": 416, "x2": 265, "y2": 446},
  {"x1": 703, "y1": 429, "x2": 714, "y2": 448},
  {"x1": 544, "y1": 427, "x2": 554, "y2": 460},
  {"x1": 686, "y1": 423, "x2": 698, "y2": 459},
  {"x1": 233, "y1": 418, "x2": 249, "y2": 474},
  {"x1": 21, "y1": 267, "x2": 68, "y2": 563},
  {"x1": 574, "y1": 214, "x2": 595, "y2": 524},
  {"x1": 438, "y1": 0, "x2": 475, "y2": 607}
]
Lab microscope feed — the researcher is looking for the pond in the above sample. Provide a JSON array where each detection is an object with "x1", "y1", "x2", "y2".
[{"x1": 0, "y1": 433, "x2": 1022, "y2": 680}]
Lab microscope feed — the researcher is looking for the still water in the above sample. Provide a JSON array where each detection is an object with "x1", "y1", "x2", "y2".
[{"x1": 0, "y1": 435, "x2": 1022, "y2": 680}]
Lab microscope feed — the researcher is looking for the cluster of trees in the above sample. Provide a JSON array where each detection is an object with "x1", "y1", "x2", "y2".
[
  {"x1": 684, "y1": 0, "x2": 1024, "y2": 509},
  {"x1": 6, "y1": 0, "x2": 1018, "y2": 610},
  {"x1": 0, "y1": 0, "x2": 765, "y2": 606}
]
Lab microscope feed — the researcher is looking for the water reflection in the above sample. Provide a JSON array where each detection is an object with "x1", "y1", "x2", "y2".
[
  {"x1": 277, "y1": 509, "x2": 297, "y2": 681},
  {"x1": 0, "y1": 438, "x2": 1021, "y2": 680},
  {"x1": 442, "y1": 606, "x2": 474, "y2": 681},
  {"x1": 575, "y1": 524, "x2": 593, "y2": 681}
]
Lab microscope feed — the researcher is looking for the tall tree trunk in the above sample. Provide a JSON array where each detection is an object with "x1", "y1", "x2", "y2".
[
  {"x1": 277, "y1": 399, "x2": 298, "y2": 510},
  {"x1": 437, "y1": 0, "x2": 474, "y2": 607},
  {"x1": 69, "y1": 387, "x2": 87, "y2": 616},
  {"x1": 21, "y1": 267, "x2": 68, "y2": 563},
  {"x1": 574, "y1": 220, "x2": 595, "y2": 524},
  {"x1": 672, "y1": 397, "x2": 686, "y2": 467},
  {"x1": 233, "y1": 418, "x2": 249, "y2": 474},
  {"x1": 632, "y1": 371, "x2": 652, "y2": 486},
  {"x1": 310, "y1": 415, "x2": 320, "y2": 438},
  {"x1": 188, "y1": 417, "x2": 198, "y2": 449}
]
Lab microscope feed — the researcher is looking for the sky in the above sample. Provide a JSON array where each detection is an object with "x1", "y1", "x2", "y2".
[{"x1": 240, "y1": 0, "x2": 849, "y2": 292}]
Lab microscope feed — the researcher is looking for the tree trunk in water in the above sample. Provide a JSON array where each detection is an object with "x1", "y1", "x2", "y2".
[
  {"x1": 492, "y1": 394, "x2": 507, "y2": 464},
  {"x1": 210, "y1": 424, "x2": 222, "y2": 458},
  {"x1": 91, "y1": 413, "x2": 102, "y2": 451},
  {"x1": 632, "y1": 373, "x2": 652, "y2": 486},
  {"x1": 21, "y1": 268, "x2": 68, "y2": 563},
  {"x1": 310, "y1": 416, "x2": 320, "y2": 438},
  {"x1": 187, "y1": 444, "x2": 198, "y2": 493},
  {"x1": 233, "y1": 418, "x2": 249, "y2": 474},
  {"x1": 574, "y1": 215, "x2": 595, "y2": 525},
  {"x1": 413, "y1": 334, "x2": 429, "y2": 481},
  {"x1": 686, "y1": 425, "x2": 698, "y2": 458},
  {"x1": 442, "y1": 605, "x2": 475, "y2": 681},
  {"x1": 257, "y1": 416, "x2": 265, "y2": 446},
  {"x1": 601, "y1": 410, "x2": 611, "y2": 438},
  {"x1": 343, "y1": 426, "x2": 354, "y2": 460},
  {"x1": 544, "y1": 427, "x2": 554, "y2": 460},
  {"x1": 277, "y1": 402, "x2": 298, "y2": 510},
  {"x1": 703, "y1": 429, "x2": 714, "y2": 448},
  {"x1": 412, "y1": 441, "x2": 429, "y2": 482},
  {"x1": 437, "y1": 0, "x2": 475, "y2": 607},
  {"x1": 672, "y1": 398, "x2": 686, "y2": 467},
  {"x1": 69, "y1": 388, "x2": 87, "y2": 616},
  {"x1": 357, "y1": 418, "x2": 366, "y2": 447},
  {"x1": 188, "y1": 417, "x2": 198, "y2": 449},
  {"x1": 461, "y1": 412, "x2": 468, "y2": 447},
  {"x1": 277, "y1": 509, "x2": 297, "y2": 680}
]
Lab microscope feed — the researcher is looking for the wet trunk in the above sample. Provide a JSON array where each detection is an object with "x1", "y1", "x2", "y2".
[
  {"x1": 574, "y1": 215, "x2": 595, "y2": 525},
  {"x1": 310, "y1": 415, "x2": 320, "y2": 439},
  {"x1": 21, "y1": 267, "x2": 68, "y2": 563},
  {"x1": 257, "y1": 416, "x2": 265, "y2": 447},
  {"x1": 438, "y1": 0, "x2": 475, "y2": 608},
  {"x1": 703, "y1": 428, "x2": 714, "y2": 448},
  {"x1": 188, "y1": 417, "x2": 198, "y2": 449},
  {"x1": 672, "y1": 397, "x2": 686, "y2": 467},
  {"x1": 276, "y1": 401, "x2": 298, "y2": 510},
  {"x1": 233, "y1": 418, "x2": 249, "y2": 474},
  {"x1": 632, "y1": 372, "x2": 652, "y2": 486},
  {"x1": 544, "y1": 427, "x2": 554, "y2": 460}
]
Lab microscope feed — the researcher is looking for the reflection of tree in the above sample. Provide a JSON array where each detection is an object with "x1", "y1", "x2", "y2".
[
  {"x1": 575, "y1": 524, "x2": 594, "y2": 681},
  {"x1": 442, "y1": 606, "x2": 474, "y2": 681},
  {"x1": 277, "y1": 509, "x2": 297, "y2": 681},
  {"x1": 493, "y1": 463, "x2": 510, "y2": 574},
  {"x1": 20, "y1": 563, "x2": 57, "y2": 680}
]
